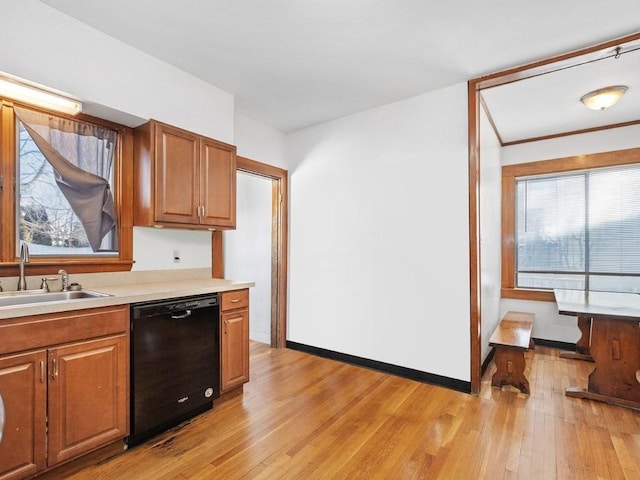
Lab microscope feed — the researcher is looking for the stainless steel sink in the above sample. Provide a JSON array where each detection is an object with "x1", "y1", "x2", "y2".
[{"x1": 0, "y1": 289, "x2": 112, "y2": 307}]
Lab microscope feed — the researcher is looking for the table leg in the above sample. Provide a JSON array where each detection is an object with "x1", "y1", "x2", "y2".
[
  {"x1": 559, "y1": 316, "x2": 594, "y2": 362},
  {"x1": 565, "y1": 318, "x2": 640, "y2": 409}
]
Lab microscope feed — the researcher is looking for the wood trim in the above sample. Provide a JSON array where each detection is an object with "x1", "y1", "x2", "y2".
[
  {"x1": 472, "y1": 32, "x2": 640, "y2": 91},
  {"x1": 211, "y1": 230, "x2": 223, "y2": 278},
  {"x1": 468, "y1": 32, "x2": 640, "y2": 396},
  {"x1": 500, "y1": 175, "x2": 516, "y2": 292},
  {"x1": 213, "y1": 155, "x2": 288, "y2": 349},
  {"x1": 0, "y1": 102, "x2": 16, "y2": 264},
  {"x1": 117, "y1": 127, "x2": 135, "y2": 269},
  {"x1": 0, "y1": 102, "x2": 134, "y2": 276},
  {"x1": 467, "y1": 80, "x2": 481, "y2": 395},
  {"x1": 501, "y1": 288, "x2": 555, "y2": 302},
  {"x1": 502, "y1": 146, "x2": 640, "y2": 177},
  {"x1": 478, "y1": 93, "x2": 504, "y2": 146},
  {"x1": 500, "y1": 146, "x2": 640, "y2": 301},
  {"x1": 502, "y1": 119, "x2": 640, "y2": 147}
]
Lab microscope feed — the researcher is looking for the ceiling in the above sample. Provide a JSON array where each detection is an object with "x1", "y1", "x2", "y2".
[
  {"x1": 482, "y1": 42, "x2": 640, "y2": 144},
  {"x1": 39, "y1": 0, "x2": 640, "y2": 136}
]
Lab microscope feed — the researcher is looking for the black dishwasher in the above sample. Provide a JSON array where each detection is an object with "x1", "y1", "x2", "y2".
[{"x1": 127, "y1": 293, "x2": 220, "y2": 447}]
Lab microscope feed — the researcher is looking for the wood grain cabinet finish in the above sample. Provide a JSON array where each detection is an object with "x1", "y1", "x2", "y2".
[
  {"x1": 47, "y1": 334, "x2": 128, "y2": 466},
  {"x1": 0, "y1": 350, "x2": 46, "y2": 480},
  {"x1": 0, "y1": 306, "x2": 129, "y2": 480},
  {"x1": 220, "y1": 289, "x2": 250, "y2": 393},
  {"x1": 134, "y1": 120, "x2": 237, "y2": 229}
]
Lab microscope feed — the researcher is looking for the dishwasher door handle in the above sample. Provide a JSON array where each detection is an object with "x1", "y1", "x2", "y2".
[{"x1": 171, "y1": 310, "x2": 192, "y2": 320}]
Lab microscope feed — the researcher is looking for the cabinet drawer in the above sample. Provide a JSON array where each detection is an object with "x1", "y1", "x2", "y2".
[{"x1": 221, "y1": 289, "x2": 249, "y2": 311}]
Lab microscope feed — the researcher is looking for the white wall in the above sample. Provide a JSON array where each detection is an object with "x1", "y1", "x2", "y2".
[
  {"x1": 1, "y1": 0, "x2": 235, "y2": 271},
  {"x1": 502, "y1": 125, "x2": 640, "y2": 166},
  {"x1": 500, "y1": 124, "x2": 640, "y2": 343},
  {"x1": 132, "y1": 228, "x2": 213, "y2": 271},
  {"x1": 235, "y1": 113, "x2": 287, "y2": 168},
  {"x1": 287, "y1": 83, "x2": 471, "y2": 382},
  {"x1": 479, "y1": 106, "x2": 503, "y2": 362}
]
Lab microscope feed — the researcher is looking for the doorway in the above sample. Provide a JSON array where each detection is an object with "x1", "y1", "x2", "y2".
[
  {"x1": 212, "y1": 156, "x2": 288, "y2": 348},
  {"x1": 467, "y1": 32, "x2": 640, "y2": 394}
]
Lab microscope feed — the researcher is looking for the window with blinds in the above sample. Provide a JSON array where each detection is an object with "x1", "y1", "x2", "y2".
[{"x1": 515, "y1": 163, "x2": 640, "y2": 292}]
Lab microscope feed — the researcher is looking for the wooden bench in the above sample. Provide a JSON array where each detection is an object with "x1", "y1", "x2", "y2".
[{"x1": 489, "y1": 311, "x2": 535, "y2": 394}]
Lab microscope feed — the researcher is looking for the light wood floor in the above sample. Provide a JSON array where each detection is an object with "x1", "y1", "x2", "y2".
[{"x1": 56, "y1": 342, "x2": 640, "y2": 479}]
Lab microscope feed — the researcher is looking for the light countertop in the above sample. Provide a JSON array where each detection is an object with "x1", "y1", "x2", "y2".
[{"x1": 0, "y1": 277, "x2": 254, "y2": 320}]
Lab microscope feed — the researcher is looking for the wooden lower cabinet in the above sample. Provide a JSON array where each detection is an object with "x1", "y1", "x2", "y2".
[
  {"x1": 220, "y1": 290, "x2": 250, "y2": 393},
  {"x1": 47, "y1": 334, "x2": 128, "y2": 466},
  {"x1": 0, "y1": 306, "x2": 129, "y2": 480},
  {"x1": 0, "y1": 350, "x2": 46, "y2": 480}
]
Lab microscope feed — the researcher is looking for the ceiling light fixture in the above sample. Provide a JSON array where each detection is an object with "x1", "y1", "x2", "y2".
[
  {"x1": 580, "y1": 85, "x2": 628, "y2": 111},
  {"x1": 0, "y1": 73, "x2": 82, "y2": 115}
]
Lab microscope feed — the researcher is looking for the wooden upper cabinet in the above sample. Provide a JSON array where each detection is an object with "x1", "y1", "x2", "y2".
[
  {"x1": 134, "y1": 120, "x2": 237, "y2": 229},
  {"x1": 200, "y1": 137, "x2": 236, "y2": 228},
  {"x1": 155, "y1": 124, "x2": 200, "y2": 224}
]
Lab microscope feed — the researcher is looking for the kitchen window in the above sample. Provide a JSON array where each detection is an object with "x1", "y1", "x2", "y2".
[
  {"x1": 501, "y1": 147, "x2": 640, "y2": 301},
  {"x1": 0, "y1": 101, "x2": 134, "y2": 275}
]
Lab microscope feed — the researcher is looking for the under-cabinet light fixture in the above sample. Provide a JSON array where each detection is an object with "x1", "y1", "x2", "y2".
[
  {"x1": 580, "y1": 85, "x2": 628, "y2": 111},
  {"x1": 0, "y1": 73, "x2": 82, "y2": 115}
]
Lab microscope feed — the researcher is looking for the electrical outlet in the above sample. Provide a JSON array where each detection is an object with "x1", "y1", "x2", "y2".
[{"x1": 173, "y1": 249, "x2": 181, "y2": 263}]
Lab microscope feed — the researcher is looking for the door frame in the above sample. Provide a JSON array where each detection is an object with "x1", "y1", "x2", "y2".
[
  {"x1": 467, "y1": 31, "x2": 640, "y2": 394},
  {"x1": 212, "y1": 156, "x2": 288, "y2": 348}
]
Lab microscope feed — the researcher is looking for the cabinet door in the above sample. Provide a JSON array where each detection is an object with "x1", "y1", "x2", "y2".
[
  {"x1": 0, "y1": 350, "x2": 46, "y2": 480},
  {"x1": 47, "y1": 334, "x2": 128, "y2": 467},
  {"x1": 221, "y1": 309, "x2": 249, "y2": 392},
  {"x1": 200, "y1": 138, "x2": 236, "y2": 228},
  {"x1": 154, "y1": 123, "x2": 200, "y2": 224}
]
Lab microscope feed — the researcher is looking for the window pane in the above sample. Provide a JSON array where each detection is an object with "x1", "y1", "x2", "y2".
[
  {"x1": 517, "y1": 272, "x2": 585, "y2": 290},
  {"x1": 589, "y1": 274, "x2": 639, "y2": 292},
  {"x1": 588, "y1": 165, "x2": 640, "y2": 274},
  {"x1": 515, "y1": 164, "x2": 640, "y2": 291},
  {"x1": 17, "y1": 122, "x2": 117, "y2": 256},
  {"x1": 516, "y1": 174, "x2": 586, "y2": 288}
]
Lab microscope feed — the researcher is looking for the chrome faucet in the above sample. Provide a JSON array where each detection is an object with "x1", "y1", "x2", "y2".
[
  {"x1": 17, "y1": 243, "x2": 29, "y2": 291},
  {"x1": 58, "y1": 269, "x2": 69, "y2": 291}
]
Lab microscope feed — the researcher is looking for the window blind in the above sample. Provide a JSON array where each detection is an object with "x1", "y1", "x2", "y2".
[{"x1": 515, "y1": 164, "x2": 640, "y2": 292}]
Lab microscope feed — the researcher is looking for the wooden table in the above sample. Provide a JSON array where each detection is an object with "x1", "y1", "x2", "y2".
[{"x1": 554, "y1": 289, "x2": 640, "y2": 409}]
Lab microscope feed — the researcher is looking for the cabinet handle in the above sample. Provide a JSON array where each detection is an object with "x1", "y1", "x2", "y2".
[
  {"x1": 231, "y1": 299, "x2": 240, "y2": 303},
  {"x1": 40, "y1": 360, "x2": 45, "y2": 383},
  {"x1": 0, "y1": 392, "x2": 4, "y2": 444},
  {"x1": 51, "y1": 358, "x2": 58, "y2": 380}
]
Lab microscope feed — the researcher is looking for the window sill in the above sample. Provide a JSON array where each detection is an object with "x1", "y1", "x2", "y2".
[
  {"x1": 0, "y1": 260, "x2": 134, "y2": 277},
  {"x1": 501, "y1": 288, "x2": 556, "y2": 302}
]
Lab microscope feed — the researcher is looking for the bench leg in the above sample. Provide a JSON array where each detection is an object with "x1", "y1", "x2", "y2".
[{"x1": 491, "y1": 347, "x2": 530, "y2": 394}]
